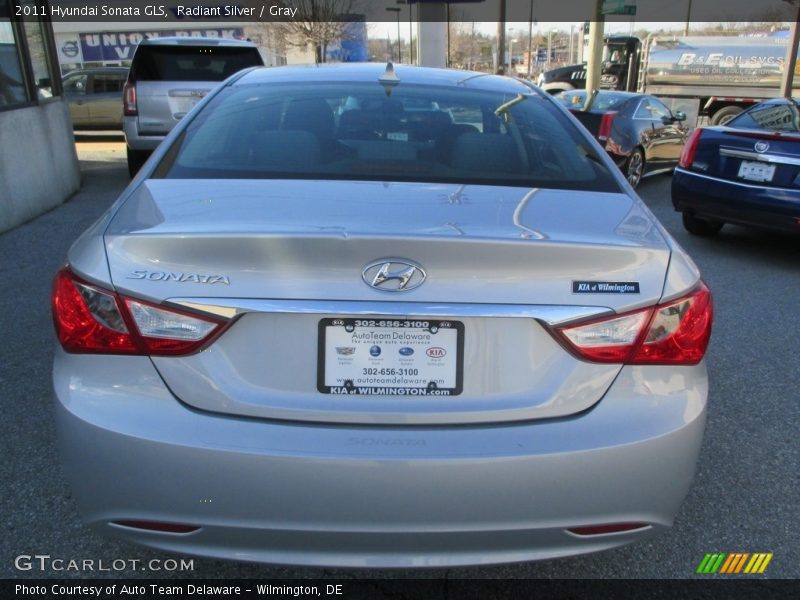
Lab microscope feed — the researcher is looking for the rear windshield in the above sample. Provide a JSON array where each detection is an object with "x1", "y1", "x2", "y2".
[
  {"x1": 130, "y1": 45, "x2": 262, "y2": 82},
  {"x1": 728, "y1": 101, "x2": 800, "y2": 132},
  {"x1": 557, "y1": 91, "x2": 630, "y2": 112},
  {"x1": 157, "y1": 81, "x2": 620, "y2": 192}
]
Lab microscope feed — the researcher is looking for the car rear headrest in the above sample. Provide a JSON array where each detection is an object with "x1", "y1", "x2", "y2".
[
  {"x1": 249, "y1": 130, "x2": 321, "y2": 170},
  {"x1": 450, "y1": 132, "x2": 522, "y2": 173},
  {"x1": 283, "y1": 97, "x2": 335, "y2": 141}
]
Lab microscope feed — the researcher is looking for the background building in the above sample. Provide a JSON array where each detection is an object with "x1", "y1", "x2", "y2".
[
  {"x1": 51, "y1": 22, "x2": 287, "y2": 73},
  {"x1": 0, "y1": 1, "x2": 79, "y2": 232}
]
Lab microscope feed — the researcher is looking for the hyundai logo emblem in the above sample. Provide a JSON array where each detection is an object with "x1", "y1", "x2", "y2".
[
  {"x1": 362, "y1": 259, "x2": 426, "y2": 292},
  {"x1": 754, "y1": 141, "x2": 770, "y2": 153}
]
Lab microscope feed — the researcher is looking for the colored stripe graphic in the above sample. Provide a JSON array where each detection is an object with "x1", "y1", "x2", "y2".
[
  {"x1": 697, "y1": 553, "x2": 727, "y2": 574},
  {"x1": 744, "y1": 553, "x2": 773, "y2": 574},
  {"x1": 720, "y1": 553, "x2": 749, "y2": 574},
  {"x1": 698, "y1": 552, "x2": 773, "y2": 574}
]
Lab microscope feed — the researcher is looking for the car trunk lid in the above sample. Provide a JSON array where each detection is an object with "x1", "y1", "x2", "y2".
[
  {"x1": 694, "y1": 126, "x2": 800, "y2": 188},
  {"x1": 103, "y1": 179, "x2": 671, "y2": 425}
]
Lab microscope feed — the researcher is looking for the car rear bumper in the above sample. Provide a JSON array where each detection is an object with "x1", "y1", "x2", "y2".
[
  {"x1": 123, "y1": 117, "x2": 166, "y2": 152},
  {"x1": 672, "y1": 167, "x2": 800, "y2": 232},
  {"x1": 53, "y1": 349, "x2": 707, "y2": 568}
]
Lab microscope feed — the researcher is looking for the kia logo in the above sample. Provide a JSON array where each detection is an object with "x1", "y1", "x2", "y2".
[{"x1": 426, "y1": 347, "x2": 446, "y2": 358}]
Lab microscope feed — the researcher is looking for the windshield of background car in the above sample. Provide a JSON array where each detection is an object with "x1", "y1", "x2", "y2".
[
  {"x1": 129, "y1": 46, "x2": 262, "y2": 82},
  {"x1": 557, "y1": 90, "x2": 630, "y2": 112},
  {"x1": 158, "y1": 81, "x2": 621, "y2": 192},
  {"x1": 728, "y1": 101, "x2": 800, "y2": 132}
]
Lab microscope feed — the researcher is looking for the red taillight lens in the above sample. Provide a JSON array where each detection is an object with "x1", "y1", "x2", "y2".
[
  {"x1": 52, "y1": 268, "x2": 139, "y2": 354},
  {"x1": 52, "y1": 267, "x2": 227, "y2": 356},
  {"x1": 123, "y1": 82, "x2": 137, "y2": 116},
  {"x1": 597, "y1": 111, "x2": 617, "y2": 142},
  {"x1": 554, "y1": 282, "x2": 713, "y2": 365},
  {"x1": 678, "y1": 128, "x2": 704, "y2": 168},
  {"x1": 633, "y1": 284, "x2": 713, "y2": 364}
]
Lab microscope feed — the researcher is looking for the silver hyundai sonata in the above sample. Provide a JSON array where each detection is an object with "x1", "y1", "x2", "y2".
[{"x1": 52, "y1": 63, "x2": 712, "y2": 568}]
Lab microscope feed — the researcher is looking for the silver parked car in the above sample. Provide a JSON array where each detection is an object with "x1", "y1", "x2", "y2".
[
  {"x1": 123, "y1": 36, "x2": 263, "y2": 176},
  {"x1": 52, "y1": 64, "x2": 712, "y2": 568}
]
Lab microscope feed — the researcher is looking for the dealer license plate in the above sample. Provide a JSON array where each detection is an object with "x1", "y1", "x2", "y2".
[
  {"x1": 169, "y1": 90, "x2": 208, "y2": 116},
  {"x1": 738, "y1": 160, "x2": 775, "y2": 182},
  {"x1": 318, "y1": 318, "x2": 464, "y2": 396}
]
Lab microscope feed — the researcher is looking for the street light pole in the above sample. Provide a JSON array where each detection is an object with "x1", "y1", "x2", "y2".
[
  {"x1": 386, "y1": 7, "x2": 402, "y2": 63},
  {"x1": 408, "y1": 2, "x2": 413, "y2": 64},
  {"x1": 396, "y1": 0, "x2": 412, "y2": 64},
  {"x1": 569, "y1": 24, "x2": 574, "y2": 64},
  {"x1": 527, "y1": 0, "x2": 534, "y2": 78}
]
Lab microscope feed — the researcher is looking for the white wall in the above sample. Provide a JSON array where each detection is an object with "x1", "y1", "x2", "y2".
[{"x1": 0, "y1": 100, "x2": 81, "y2": 232}]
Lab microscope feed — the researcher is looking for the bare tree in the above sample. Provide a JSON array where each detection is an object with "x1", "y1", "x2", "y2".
[
  {"x1": 273, "y1": 0, "x2": 358, "y2": 63},
  {"x1": 448, "y1": 20, "x2": 497, "y2": 71}
]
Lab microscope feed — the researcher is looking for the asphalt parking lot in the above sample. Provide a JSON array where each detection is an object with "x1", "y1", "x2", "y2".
[{"x1": 1, "y1": 137, "x2": 798, "y2": 582}]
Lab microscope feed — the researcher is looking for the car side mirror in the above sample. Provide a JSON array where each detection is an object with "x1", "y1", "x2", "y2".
[{"x1": 673, "y1": 111, "x2": 687, "y2": 122}]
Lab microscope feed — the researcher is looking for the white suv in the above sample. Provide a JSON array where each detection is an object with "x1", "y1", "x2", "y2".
[{"x1": 123, "y1": 36, "x2": 263, "y2": 176}]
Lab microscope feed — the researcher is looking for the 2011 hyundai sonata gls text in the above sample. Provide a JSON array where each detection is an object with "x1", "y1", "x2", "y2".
[{"x1": 52, "y1": 63, "x2": 712, "y2": 568}]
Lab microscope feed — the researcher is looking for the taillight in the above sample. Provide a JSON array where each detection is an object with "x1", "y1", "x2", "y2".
[
  {"x1": 679, "y1": 128, "x2": 704, "y2": 169},
  {"x1": 554, "y1": 282, "x2": 713, "y2": 365},
  {"x1": 597, "y1": 111, "x2": 617, "y2": 142},
  {"x1": 123, "y1": 82, "x2": 137, "y2": 116},
  {"x1": 52, "y1": 268, "x2": 139, "y2": 354},
  {"x1": 52, "y1": 267, "x2": 227, "y2": 356}
]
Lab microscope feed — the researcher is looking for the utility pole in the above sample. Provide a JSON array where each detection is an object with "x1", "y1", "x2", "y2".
[
  {"x1": 585, "y1": 1, "x2": 605, "y2": 101},
  {"x1": 780, "y1": 3, "x2": 800, "y2": 97},
  {"x1": 684, "y1": 0, "x2": 692, "y2": 36},
  {"x1": 497, "y1": 0, "x2": 506, "y2": 74}
]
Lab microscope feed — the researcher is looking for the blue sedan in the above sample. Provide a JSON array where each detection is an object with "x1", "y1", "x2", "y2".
[{"x1": 672, "y1": 98, "x2": 800, "y2": 236}]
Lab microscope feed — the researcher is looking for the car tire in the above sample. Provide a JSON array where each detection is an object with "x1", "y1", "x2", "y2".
[
  {"x1": 624, "y1": 148, "x2": 644, "y2": 189},
  {"x1": 682, "y1": 212, "x2": 724, "y2": 236},
  {"x1": 126, "y1": 148, "x2": 149, "y2": 178},
  {"x1": 710, "y1": 106, "x2": 743, "y2": 126}
]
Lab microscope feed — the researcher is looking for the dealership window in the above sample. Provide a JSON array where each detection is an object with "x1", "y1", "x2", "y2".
[
  {"x1": 0, "y1": 0, "x2": 60, "y2": 109},
  {"x1": 0, "y1": 18, "x2": 27, "y2": 107},
  {"x1": 22, "y1": 17, "x2": 58, "y2": 99}
]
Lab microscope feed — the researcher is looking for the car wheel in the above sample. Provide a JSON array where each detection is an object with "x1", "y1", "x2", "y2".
[
  {"x1": 710, "y1": 106, "x2": 743, "y2": 126},
  {"x1": 682, "y1": 212, "x2": 724, "y2": 236},
  {"x1": 625, "y1": 148, "x2": 644, "y2": 189},
  {"x1": 126, "y1": 148, "x2": 149, "y2": 178}
]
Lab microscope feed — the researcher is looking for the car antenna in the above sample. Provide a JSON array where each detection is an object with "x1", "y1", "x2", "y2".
[{"x1": 379, "y1": 62, "x2": 400, "y2": 96}]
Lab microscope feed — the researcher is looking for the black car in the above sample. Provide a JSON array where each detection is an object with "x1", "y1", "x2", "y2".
[
  {"x1": 557, "y1": 90, "x2": 688, "y2": 188},
  {"x1": 672, "y1": 98, "x2": 800, "y2": 236}
]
